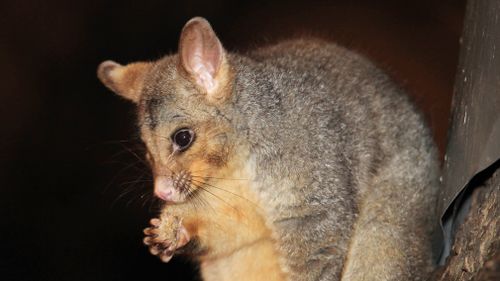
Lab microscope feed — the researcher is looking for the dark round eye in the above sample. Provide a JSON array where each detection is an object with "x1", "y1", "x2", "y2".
[{"x1": 172, "y1": 128, "x2": 194, "y2": 151}]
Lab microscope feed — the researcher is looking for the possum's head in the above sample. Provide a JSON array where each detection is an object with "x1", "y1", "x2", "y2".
[{"x1": 97, "y1": 17, "x2": 236, "y2": 203}]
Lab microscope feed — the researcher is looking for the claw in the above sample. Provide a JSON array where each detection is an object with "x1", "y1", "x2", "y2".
[
  {"x1": 149, "y1": 245, "x2": 161, "y2": 255},
  {"x1": 143, "y1": 227, "x2": 154, "y2": 235},
  {"x1": 150, "y1": 218, "x2": 161, "y2": 226},
  {"x1": 143, "y1": 216, "x2": 190, "y2": 263},
  {"x1": 143, "y1": 227, "x2": 159, "y2": 237},
  {"x1": 160, "y1": 253, "x2": 173, "y2": 263},
  {"x1": 143, "y1": 236, "x2": 153, "y2": 246}
]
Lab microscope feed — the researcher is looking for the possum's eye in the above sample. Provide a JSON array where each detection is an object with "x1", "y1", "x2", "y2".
[{"x1": 172, "y1": 128, "x2": 195, "y2": 151}]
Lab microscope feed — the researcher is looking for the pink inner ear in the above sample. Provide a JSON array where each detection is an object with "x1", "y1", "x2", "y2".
[{"x1": 180, "y1": 18, "x2": 223, "y2": 92}]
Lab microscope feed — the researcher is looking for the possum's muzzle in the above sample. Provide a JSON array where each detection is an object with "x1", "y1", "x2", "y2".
[{"x1": 154, "y1": 171, "x2": 192, "y2": 203}]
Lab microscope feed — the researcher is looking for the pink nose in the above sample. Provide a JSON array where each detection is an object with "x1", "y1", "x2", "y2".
[
  {"x1": 154, "y1": 176, "x2": 176, "y2": 202},
  {"x1": 154, "y1": 188, "x2": 172, "y2": 201}
]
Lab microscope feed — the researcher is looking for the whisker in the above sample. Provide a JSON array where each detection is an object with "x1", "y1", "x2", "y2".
[
  {"x1": 190, "y1": 181, "x2": 240, "y2": 213},
  {"x1": 84, "y1": 138, "x2": 142, "y2": 154},
  {"x1": 191, "y1": 175, "x2": 248, "y2": 181},
  {"x1": 103, "y1": 159, "x2": 148, "y2": 193},
  {"x1": 186, "y1": 187, "x2": 210, "y2": 215},
  {"x1": 111, "y1": 184, "x2": 143, "y2": 208},
  {"x1": 117, "y1": 142, "x2": 149, "y2": 167},
  {"x1": 191, "y1": 178, "x2": 259, "y2": 208},
  {"x1": 120, "y1": 179, "x2": 153, "y2": 184},
  {"x1": 190, "y1": 181, "x2": 253, "y2": 225},
  {"x1": 119, "y1": 170, "x2": 150, "y2": 187},
  {"x1": 109, "y1": 169, "x2": 151, "y2": 208},
  {"x1": 186, "y1": 188, "x2": 225, "y2": 232},
  {"x1": 140, "y1": 191, "x2": 155, "y2": 209},
  {"x1": 148, "y1": 196, "x2": 163, "y2": 213},
  {"x1": 125, "y1": 182, "x2": 150, "y2": 208},
  {"x1": 193, "y1": 190, "x2": 217, "y2": 215},
  {"x1": 101, "y1": 139, "x2": 140, "y2": 144}
]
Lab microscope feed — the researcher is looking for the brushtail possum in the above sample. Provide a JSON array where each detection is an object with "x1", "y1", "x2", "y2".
[{"x1": 98, "y1": 17, "x2": 439, "y2": 281}]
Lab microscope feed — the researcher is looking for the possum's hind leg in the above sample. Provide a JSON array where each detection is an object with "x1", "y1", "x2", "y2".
[{"x1": 341, "y1": 175, "x2": 436, "y2": 281}]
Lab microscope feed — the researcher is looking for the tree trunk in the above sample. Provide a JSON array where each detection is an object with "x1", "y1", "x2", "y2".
[{"x1": 431, "y1": 165, "x2": 500, "y2": 281}]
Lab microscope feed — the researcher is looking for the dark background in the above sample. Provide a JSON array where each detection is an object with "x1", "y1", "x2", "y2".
[{"x1": 1, "y1": 1, "x2": 465, "y2": 280}]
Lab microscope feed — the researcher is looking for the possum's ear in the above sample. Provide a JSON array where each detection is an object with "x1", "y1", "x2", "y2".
[
  {"x1": 178, "y1": 17, "x2": 232, "y2": 103},
  {"x1": 97, "y1": 60, "x2": 151, "y2": 103}
]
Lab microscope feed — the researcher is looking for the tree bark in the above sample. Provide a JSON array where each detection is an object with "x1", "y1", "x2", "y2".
[{"x1": 431, "y1": 166, "x2": 500, "y2": 281}]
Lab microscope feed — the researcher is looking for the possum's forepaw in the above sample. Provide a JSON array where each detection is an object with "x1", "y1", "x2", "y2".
[{"x1": 143, "y1": 216, "x2": 190, "y2": 263}]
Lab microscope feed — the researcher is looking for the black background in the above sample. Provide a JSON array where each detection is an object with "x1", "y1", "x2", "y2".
[{"x1": 1, "y1": 1, "x2": 464, "y2": 280}]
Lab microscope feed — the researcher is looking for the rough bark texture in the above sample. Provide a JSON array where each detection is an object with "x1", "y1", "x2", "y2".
[{"x1": 431, "y1": 167, "x2": 500, "y2": 281}]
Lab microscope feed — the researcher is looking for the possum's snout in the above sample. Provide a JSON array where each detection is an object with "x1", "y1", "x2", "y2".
[
  {"x1": 154, "y1": 176, "x2": 177, "y2": 202},
  {"x1": 154, "y1": 171, "x2": 192, "y2": 203}
]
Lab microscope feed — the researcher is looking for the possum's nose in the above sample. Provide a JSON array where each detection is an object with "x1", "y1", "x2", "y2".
[{"x1": 154, "y1": 176, "x2": 178, "y2": 202}]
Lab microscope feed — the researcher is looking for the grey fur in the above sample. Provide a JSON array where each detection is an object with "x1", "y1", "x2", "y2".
[{"x1": 223, "y1": 39, "x2": 439, "y2": 280}]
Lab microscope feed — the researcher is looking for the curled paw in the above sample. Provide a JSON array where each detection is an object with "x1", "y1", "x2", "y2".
[{"x1": 143, "y1": 216, "x2": 190, "y2": 263}]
